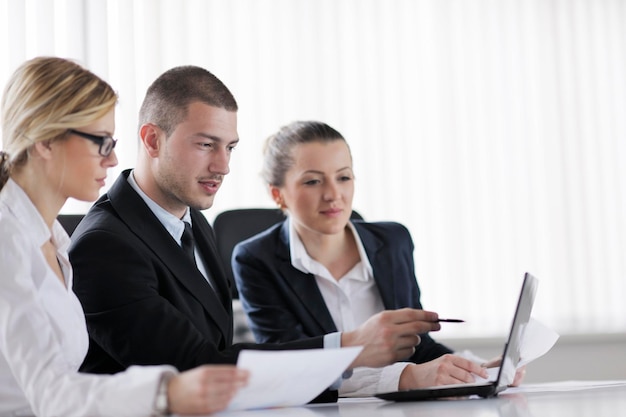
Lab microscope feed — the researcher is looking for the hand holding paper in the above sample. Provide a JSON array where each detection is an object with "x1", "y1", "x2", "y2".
[{"x1": 226, "y1": 346, "x2": 362, "y2": 411}]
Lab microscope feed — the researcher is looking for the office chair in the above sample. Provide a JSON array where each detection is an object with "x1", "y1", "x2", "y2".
[
  {"x1": 212, "y1": 208, "x2": 362, "y2": 299},
  {"x1": 57, "y1": 214, "x2": 85, "y2": 237}
]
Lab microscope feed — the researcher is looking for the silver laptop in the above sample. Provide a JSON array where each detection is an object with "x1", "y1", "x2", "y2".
[{"x1": 375, "y1": 272, "x2": 538, "y2": 401}]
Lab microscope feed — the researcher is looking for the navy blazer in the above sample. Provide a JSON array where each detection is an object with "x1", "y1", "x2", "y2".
[
  {"x1": 233, "y1": 220, "x2": 452, "y2": 364},
  {"x1": 70, "y1": 170, "x2": 326, "y2": 374}
]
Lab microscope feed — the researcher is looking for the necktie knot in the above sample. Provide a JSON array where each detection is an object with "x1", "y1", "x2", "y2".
[{"x1": 181, "y1": 221, "x2": 196, "y2": 263}]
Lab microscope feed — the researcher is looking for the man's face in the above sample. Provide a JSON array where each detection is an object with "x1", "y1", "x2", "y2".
[{"x1": 154, "y1": 102, "x2": 239, "y2": 215}]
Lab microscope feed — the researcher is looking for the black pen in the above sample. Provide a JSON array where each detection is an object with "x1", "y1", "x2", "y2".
[{"x1": 437, "y1": 318, "x2": 465, "y2": 323}]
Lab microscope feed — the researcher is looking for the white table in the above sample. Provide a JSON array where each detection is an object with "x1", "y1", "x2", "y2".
[{"x1": 213, "y1": 382, "x2": 626, "y2": 417}]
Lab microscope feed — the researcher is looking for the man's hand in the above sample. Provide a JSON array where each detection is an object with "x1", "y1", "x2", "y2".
[
  {"x1": 399, "y1": 354, "x2": 488, "y2": 389},
  {"x1": 342, "y1": 308, "x2": 441, "y2": 368}
]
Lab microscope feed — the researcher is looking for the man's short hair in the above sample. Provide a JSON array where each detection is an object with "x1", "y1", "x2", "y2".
[{"x1": 138, "y1": 66, "x2": 238, "y2": 136}]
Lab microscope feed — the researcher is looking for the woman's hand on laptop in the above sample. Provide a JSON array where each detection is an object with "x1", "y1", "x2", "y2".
[
  {"x1": 482, "y1": 356, "x2": 527, "y2": 386},
  {"x1": 398, "y1": 354, "x2": 489, "y2": 389}
]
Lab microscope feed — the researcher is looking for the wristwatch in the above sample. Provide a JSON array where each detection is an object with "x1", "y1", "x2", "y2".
[{"x1": 153, "y1": 374, "x2": 171, "y2": 416}]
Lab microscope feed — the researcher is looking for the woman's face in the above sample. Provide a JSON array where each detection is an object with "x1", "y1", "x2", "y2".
[
  {"x1": 54, "y1": 109, "x2": 118, "y2": 202},
  {"x1": 273, "y1": 140, "x2": 354, "y2": 238}
]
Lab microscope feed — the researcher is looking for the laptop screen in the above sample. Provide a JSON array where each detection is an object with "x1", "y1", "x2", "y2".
[
  {"x1": 374, "y1": 272, "x2": 539, "y2": 402},
  {"x1": 495, "y1": 272, "x2": 538, "y2": 388}
]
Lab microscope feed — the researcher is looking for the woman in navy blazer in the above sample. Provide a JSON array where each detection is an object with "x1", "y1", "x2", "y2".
[{"x1": 233, "y1": 121, "x2": 489, "y2": 396}]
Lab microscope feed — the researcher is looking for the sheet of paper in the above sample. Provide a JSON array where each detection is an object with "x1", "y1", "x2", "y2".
[
  {"x1": 225, "y1": 346, "x2": 362, "y2": 411},
  {"x1": 215, "y1": 405, "x2": 325, "y2": 417},
  {"x1": 478, "y1": 318, "x2": 560, "y2": 382},
  {"x1": 517, "y1": 317, "x2": 559, "y2": 367},
  {"x1": 505, "y1": 379, "x2": 626, "y2": 394}
]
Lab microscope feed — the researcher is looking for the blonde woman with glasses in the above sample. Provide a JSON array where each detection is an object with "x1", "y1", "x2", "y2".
[{"x1": 0, "y1": 56, "x2": 248, "y2": 417}]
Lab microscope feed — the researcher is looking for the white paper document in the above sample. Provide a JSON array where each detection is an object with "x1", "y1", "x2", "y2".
[
  {"x1": 505, "y1": 379, "x2": 626, "y2": 394},
  {"x1": 225, "y1": 346, "x2": 362, "y2": 411},
  {"x1": 478, "y1": 318, "x2": 560, "y2": 382}
]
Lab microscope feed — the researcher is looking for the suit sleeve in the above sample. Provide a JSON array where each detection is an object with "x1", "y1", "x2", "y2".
[{"x1": 232, "y1": 242, "x2": 314, "y2": 343}]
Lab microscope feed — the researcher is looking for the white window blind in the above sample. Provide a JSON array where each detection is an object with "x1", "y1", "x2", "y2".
[{"x1": 1, "y1": 0, "x2": 624, "y2": 339}]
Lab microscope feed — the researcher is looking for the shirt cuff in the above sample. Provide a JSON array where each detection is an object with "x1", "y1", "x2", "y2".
[
  {"x1": 378, "y1": 362, "x2": 411, "y2": 393},
  {"x1": 324, "y1": 332, "x2": 353, "y2": 390},
  {"x1": 323, "y1": 331, "x2": 341, "y2": 349},
  {"x1": 338, "y1": 362, "x2": 411, "y2": 397}
]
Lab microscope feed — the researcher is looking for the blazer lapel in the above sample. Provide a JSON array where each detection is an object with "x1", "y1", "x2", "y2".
[
  {"x1": 355, "y1": 223, "x2": 397, "y2": 309},
  {"x1": 276, "y1": 222, "x2": 337, "y2": 334},
  {"x1": 108, "y1": 170, "x2": 232, "y2": 339}
]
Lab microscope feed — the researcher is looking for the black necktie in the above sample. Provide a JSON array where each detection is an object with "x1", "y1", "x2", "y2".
[
  {"x1": 181, "y1": 221, "x2": 218, "y2": 291},
  {"x1": 181, "y1": 221, "x2": 196, "y2": 263}
]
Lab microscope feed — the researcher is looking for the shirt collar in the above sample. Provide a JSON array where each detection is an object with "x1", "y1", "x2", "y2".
[
  {"x1": 289, "y1": 217, "x2": 373, "y2": 280},
  {"x1": 127, "y1": 170, "x2": 191, "y2": 243},
  {"x1": 0, "y1": 178, "x2": 71, "y2": 255}
]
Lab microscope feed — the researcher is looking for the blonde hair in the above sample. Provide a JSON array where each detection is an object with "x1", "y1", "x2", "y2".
[{"x1": 0, "y1": 56, "x2": 117, "y2": 189}]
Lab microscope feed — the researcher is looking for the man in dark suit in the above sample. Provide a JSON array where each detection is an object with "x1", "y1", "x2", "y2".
[{"x1": 69, "y1": 66, "x2": 442, "y2": 393}]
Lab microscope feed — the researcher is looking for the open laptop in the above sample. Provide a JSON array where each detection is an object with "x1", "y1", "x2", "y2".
[{"x1": 375, "y1": 272, "x2": 538, "y2": 401}]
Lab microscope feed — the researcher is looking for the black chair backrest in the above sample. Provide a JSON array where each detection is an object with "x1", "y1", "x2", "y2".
[
  {"x1": 57, "y1": 214, "x2": 85, "y2": 237},
  {"x1": 213, "y1": 208, "x2": 362, "y2": 298}
]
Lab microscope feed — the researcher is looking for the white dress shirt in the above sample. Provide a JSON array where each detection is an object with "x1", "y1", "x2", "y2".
[
  {"x1": 0, "y1": 179, "x2": 175, "y2": 417},
  {"x1": 289, "y1": 219, "x2": 410, "y2": 397}
]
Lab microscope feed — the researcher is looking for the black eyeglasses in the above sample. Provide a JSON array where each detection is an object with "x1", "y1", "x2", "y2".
[{"x1": 68, "y1": 129, "x2": 117, "y2": 157}]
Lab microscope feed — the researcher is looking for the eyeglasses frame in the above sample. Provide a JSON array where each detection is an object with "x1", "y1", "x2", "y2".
[{"x1": 68, "y1": 129, "x2": 117, "y2": 157}]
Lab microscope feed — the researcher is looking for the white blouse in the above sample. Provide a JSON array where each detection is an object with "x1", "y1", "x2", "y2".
[
  {"x1": 288, "y1": 219, "x2": 409, "y2": 397},
  {"x1": 0, "y1": 179, "x2": 175, "y2": 417}
]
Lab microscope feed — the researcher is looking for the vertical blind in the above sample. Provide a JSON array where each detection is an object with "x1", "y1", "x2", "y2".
[{"x1": 1, "y1": 0, "x2": 624, "y2": 339}]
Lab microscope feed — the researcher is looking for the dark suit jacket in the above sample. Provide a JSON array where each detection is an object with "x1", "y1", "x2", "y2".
[
  {"x1": 233, "y1": 220, "x2": 452, "y2": 364},
  {"x1": 70, "y1": 170, "x2": 326, "y2": 374}
]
